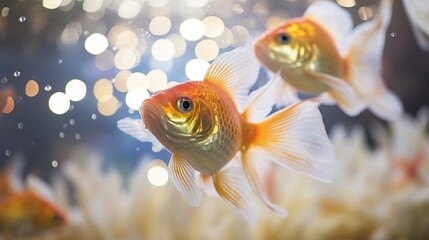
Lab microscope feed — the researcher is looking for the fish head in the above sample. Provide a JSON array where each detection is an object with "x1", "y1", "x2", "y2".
[
  {"x1": 141, "y1": 82, "x2": 215, "y2": 151},
  {"x1": 254, "y1": 18, "x2": 317, "y2": 70}
]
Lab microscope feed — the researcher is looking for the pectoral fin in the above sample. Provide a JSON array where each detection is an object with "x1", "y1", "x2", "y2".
[
  {"x1": 168, "y1": 153, "x2": 202, "y2": 207},
  {"x1": 117, "y1": 118, "x2": 164, "y2": 152},
  {"x1": 213, "y1": 167, "x2": 257, "y2": 222}
]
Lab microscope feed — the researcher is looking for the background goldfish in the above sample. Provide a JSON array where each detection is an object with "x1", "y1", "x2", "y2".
[
  {"x1": 118, "y1": 42, "x2": 335, "y2": 221},
  {"x1": 254, "y1": 0, "x2": 403, "y2": 121},
  {"x1": 0, "y1": 156, "x2": 67, "y2": 236}
]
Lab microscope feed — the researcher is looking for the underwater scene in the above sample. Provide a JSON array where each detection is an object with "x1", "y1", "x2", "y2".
[{"x1": 1, "y1": 0, "x2": 429, "y2": 239}]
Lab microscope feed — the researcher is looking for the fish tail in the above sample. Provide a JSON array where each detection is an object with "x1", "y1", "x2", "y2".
[
  {"x1": 242, "y1": 100, "x2": 335, "y2": 216},
  {"x1": 345, "y1": 0, "x2": 402, "y2": 121}
]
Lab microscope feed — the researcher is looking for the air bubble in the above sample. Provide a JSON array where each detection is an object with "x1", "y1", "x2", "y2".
[
  {"x1": 58, "y1": 59, "x2": 63, "y2": 64},
  {"x1": 91, "y1": 113, "x2": 97, "y2": 120},
  {"x1": 17, "y1": 122, "x2": 23, "y2": 129},
  {"x1": 136, "y1": 147, "x2": 140, "y2": 151},
  {"x1": 18, "y1": 16, "x2": 26, "y2": 22},
  {"x1": 44, "y1": 85, "x2": 52, "y2": 91},
  {"x1": 1, "y1": 77, "x2": 7, "y2": 84},
  {"x1": 5, "y1": 149, "x2": 11, "y2": 157},
  {"x1": 59, "y1": 132, "x2": 65, "y2": 138},
  {"x1": 69, "y1": 119, "x2": 75, "y2": 125},
  {"x1": 390, "y1": 32, "x2": 398, "y2": 37},
  {"x1": 75, "y1": 133, "x2": 81, "y2": 140},
  {"x1": 13, "y1": 71, "x2": 20, "y2": 77},
  {"x1": 51, "y1": 160, "x2": 58, "y2": 168}
]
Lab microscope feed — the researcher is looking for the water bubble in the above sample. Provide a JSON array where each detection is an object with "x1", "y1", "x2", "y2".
[
  {"x1": 13, "y1": 71, "x2": 20, "y2": 77},
  {"x1": 5, "y1": 149, "x2": 11, "y2": 157},
  {"x1": 58, "y1": 59, "x2": 63, "y2": 64},
  {"x1": 128, "y1": 109, "x2": 135, "y2": 114},
  {"x1": 69, "y1": 119, "x2": 75, "y2": 125},
  {"x1": 59, "y1": 132, "x2": 65, "y2": 138},
  {"x1": 16, "y1": 96, "x2": 22, "y2": 103},
  {"x1": 51, "y1": 160, "x2": 58, "y2": 168},
  {"x1": 69, "y1": 104, "x2": 74, "y2": 111},
  {"x1": 1, "y1": 77, "x2": 7, "y2": 84},
  {"x1": 44, "y1": 85, "x2": 52, "y2": 91},
  {"x1": 390, "y1": 32, "x2": 398, "y2": 37},
  {"x1": 136, "y1": 147, "x2": 140, "y2": 151},
  {"x1": 18, "y1": 16, "x2": 26, "y2": 22},
  {"x1": 17, "y1": 122, "x2": 23, "y2": 129},
  {"x1": 75, "y1": 133, "x2": 81, "y2": 140},
  {"x1": 63, "y1": 123, "x2": 68, "y2": 129},
  {"x1": 83, "y1": 30, "x2": 89, "y2": 36},
  {"x1": 91, "y1": 113, "x2": 97, "y2": 120}
]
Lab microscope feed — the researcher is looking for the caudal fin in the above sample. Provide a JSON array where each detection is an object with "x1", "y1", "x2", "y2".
[
  {"x1": 345, "y1": 0, "x2": 402, "y2": 120},
  {"x1": 242, "y1": 100, "x2": 335, "y2": 215}
]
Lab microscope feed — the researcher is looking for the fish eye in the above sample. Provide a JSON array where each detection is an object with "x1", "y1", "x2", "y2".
[
  {"x1": 276, "y1": 33, "x2": 290, "y2": 44},
  {"x1": 177, "y1": 97, "x2": 192, "y2": 112}
]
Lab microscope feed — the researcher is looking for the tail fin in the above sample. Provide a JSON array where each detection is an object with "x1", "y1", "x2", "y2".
[
  {"x1": 345, "y1": 0, "x2": 402, "y2": 121},
  {"x1": 242, "y1": 100, "x2": 335, "y2": 215}
]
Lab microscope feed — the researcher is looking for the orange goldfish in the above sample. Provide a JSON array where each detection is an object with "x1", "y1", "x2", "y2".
[
  {"x1": 0, "y1": 190, "x2": 67, "y2": 235},
  {"x1": 0, "y1": 158, "x2": 67, "y2": 235},
  {"x1": 254, "y1": 0, "x2": 403, "y2": 121},
  {"x1": 118, "y1": 42, "x2": 335, "y2": 221}
]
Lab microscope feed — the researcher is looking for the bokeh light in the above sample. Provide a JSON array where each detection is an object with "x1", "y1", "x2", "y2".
[
  {"x1": 125, "y1": 88, "x2": 150, "y2": 110},
  {"x1": 213, "y1": 28, "x2": 233, "y2": 49},
  {"x1": 336, "y1": 0, "x2": 356, "y2": 8},
  {"x1": 42, "y1": 0, "x2": 61, "y2": 10},
  {"x1": 83, "y1": 0, "x2": 103, "y2": 13},
  {"x1": 1, "y1": 97, "x2": 14, "y2": 114},
  {"x1": 167, "y1": 34, "x2": 187, "y2": 58},
  {"x1": 49, "y1": 92, "x2": 70, "y2": 115},
  {"x1": 151, "y1": 39, "x2": 175, "y2": 61},
  {"x1": 148, "y1": 0, "x2": 169, "y2": 8},
  {"x1": 127, "y1": 72, "x2": 149, "y2": 90},
  {"x1": 149, "y1": 16, "x2": 171, "y2": 36},
  {"x1": 185, "y1": 0, "x2": 208, "y2": 8},
  {"x1": 231, "y1": 25, "x2": 250, "y2": 47},
  {"x1": 114, "y1": 49, "x2": 139, "y2": 70},
  {"x1": 25, "y1": 80, "x2": 39, "y2": 97},
  {"x1": 115, "y1": 30, "x2": 138, "y2": 50},
  {"x1": 185, "y1": 59, "x2": 210, "y2": 80},
  {"x1": 114, "y1": 71, "x2": 131, "y2": 93},
  {"x1": 94, "y1": 78, "x2": 113, "y2": 102},
  {"x1": 147, "y1": 69, "x2": 168, "y2": 92},
  {"x1": 117, "y1": 0, "x2": 141, "y2": 19},
  {"x1": 147, "y1": 162, "x2": 169, "y2": 187},
  {"x1": 180, "y1": 18, "x2": 205, "y2": 41},
  {"x1": 203, "y1": 16, "x2": 225, "y2": 38},
  {"x1": 97, "y1": 95, "x2": 119, "y2": 116},
  {"x1": 65, "y1": 79, "x2": 87, "y2": 101},
  {"x1": 85, "y1": 33, "x2": 108, "y2": 55},
  {"x1": 195, "y1": 39, "x2": 219, "y2": 61}
]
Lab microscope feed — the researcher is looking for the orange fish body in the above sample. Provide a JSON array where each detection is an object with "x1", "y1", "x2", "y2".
[
  {"x1": 118, "y1": 42, "x2": 335, "y2": 221},
  {"x1": 0, "y1": 191, "x2": 66, "y2": 234},
  {"x1": 254, "y1": 0, "x2": 403, "y2": 121}
]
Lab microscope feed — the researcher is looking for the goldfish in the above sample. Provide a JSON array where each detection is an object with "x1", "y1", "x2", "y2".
[
  {"x1": 118, "y1": 42, "x2": 335, "y2": 221},
  {"x1": 254, "y1": 0, "x2": 403, "y2": 121},
  {"x1": 0, "y1": 157, "x2": 67, "y2": 235}
]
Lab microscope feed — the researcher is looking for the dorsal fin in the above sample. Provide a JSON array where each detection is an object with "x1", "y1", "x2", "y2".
[
  {"x1": 304, "y1": 1, "x2": 353, "y2": 56},
  {"x1": 204, "y1": 40, "x2": 260, "y2": 112}
]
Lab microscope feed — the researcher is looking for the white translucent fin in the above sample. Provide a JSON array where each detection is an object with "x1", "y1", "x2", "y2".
[
  {"x1": 345, "y1": 0, "x2": 402, "y2": 120},
  {"x1": 204, "y1": 40, "x2": 260, "y2": 112},
  {"x1": 242, "y1": 74, "x2": 280, "y2": 123},
  {"x1": 304, "y1": 0, "x2": 353, "y2": 55},
  {"x1": 304, "y1": 70, "x2": 366, "y2": 116},
  {"x1": 251, "y1": 100, "x2": 335, "y2": 182},
  {"x1": 368, "y1": 88, "x2": 403, "y2": 121},
  {"x1": 117, "y1": 118, "x2": 164, "y2": 152},
  {"x1": 213, "y1": 167, "x2": 257, "y2": 222},
  {"x1": 168, "y1": 153, "x2": 202, "y2": 207},
  {"x1": 402, "y1": 0, "x2": 429, "y2": 52},
  {"x1": 242, "y1": 149, "x2": 287, "y2": 217},
  {"x1": 26, "y1": 174, "x2": 56, "y2": 203},
  {"x1": 1, "y1": 153, "x2": 25, "y2": 193}
]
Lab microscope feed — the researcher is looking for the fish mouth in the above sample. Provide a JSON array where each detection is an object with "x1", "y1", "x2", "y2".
[
  {"x1": 253, "y1": 40, "x2": 282, "y2": 73},
  {"x1": 141, "y1": 98, "x2": 165, "y2": 134}
]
